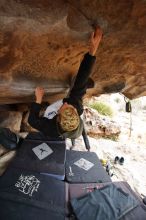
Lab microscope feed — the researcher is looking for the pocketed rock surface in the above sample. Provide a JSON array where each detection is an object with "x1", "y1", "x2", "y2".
[{"x1": 0, "y1": 0, "x2": 146, "y2": 104}]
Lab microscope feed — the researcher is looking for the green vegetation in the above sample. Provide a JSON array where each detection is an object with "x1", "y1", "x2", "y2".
[
  {"x1": 89, "y1": 101, "x2": 113, "y2": 117},
  {"x1": 104, "y1": 134, "x2": 119, "y2": 142}
]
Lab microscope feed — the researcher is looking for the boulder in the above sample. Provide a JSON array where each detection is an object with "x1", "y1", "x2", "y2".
[
  {"x1": 0, "y1": 111, "x2": 22, "y2": 132},
  {"x1": 0, "y1": 0, "x2": 146, "y2": 104},
  {"x1": 83, "y1": 107, "x2": 121, "y2": 139}
]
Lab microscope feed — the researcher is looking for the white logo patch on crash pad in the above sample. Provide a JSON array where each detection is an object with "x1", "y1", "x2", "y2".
[
  {"x1": 15, "y1": 174, "x2": 40, "y2": 197},
  {"x1": 74, "y1": 158, "x2": 94, "y2": 171},
  {"x1": 32, "y1": 143, "x2": 53, "y2": 160}
]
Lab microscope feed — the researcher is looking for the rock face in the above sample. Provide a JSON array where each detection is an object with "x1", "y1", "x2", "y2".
[
  {"x1": 0, "y1": 0, "x2": 146, "y2": 104},
  {"x1": 83, "y1": 107, "x2": 121, "y2": 139},
  {"x1": 0, "y1": 111, "x2": 22, "y2": 132}
]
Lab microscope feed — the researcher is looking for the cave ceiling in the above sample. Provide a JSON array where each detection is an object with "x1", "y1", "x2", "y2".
[{"x1": 0, "y1": 0, "x2": 146, "y2": 104}]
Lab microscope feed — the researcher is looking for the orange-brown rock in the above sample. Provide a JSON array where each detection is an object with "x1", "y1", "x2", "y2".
[
  {"x1": 0, "y1": 0, "x2": 146, "y2": 104},
  {"x1": 83, "y1": 106, "x2": 121, "y2": 139}
]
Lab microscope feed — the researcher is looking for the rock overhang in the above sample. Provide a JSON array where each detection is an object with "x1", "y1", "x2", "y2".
[{"x1": 0, "y1": 0, "x2": 146, "y2": 104}]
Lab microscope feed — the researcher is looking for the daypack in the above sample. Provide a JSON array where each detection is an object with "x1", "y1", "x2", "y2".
[{"x1": 0, "y1": 127, "x2": 20, "y2": 150}]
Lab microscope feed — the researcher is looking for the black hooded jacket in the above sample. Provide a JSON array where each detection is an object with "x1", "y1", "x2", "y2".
[{"x1": 28, "y1": 53, "x2": 96, "y2": 138}]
